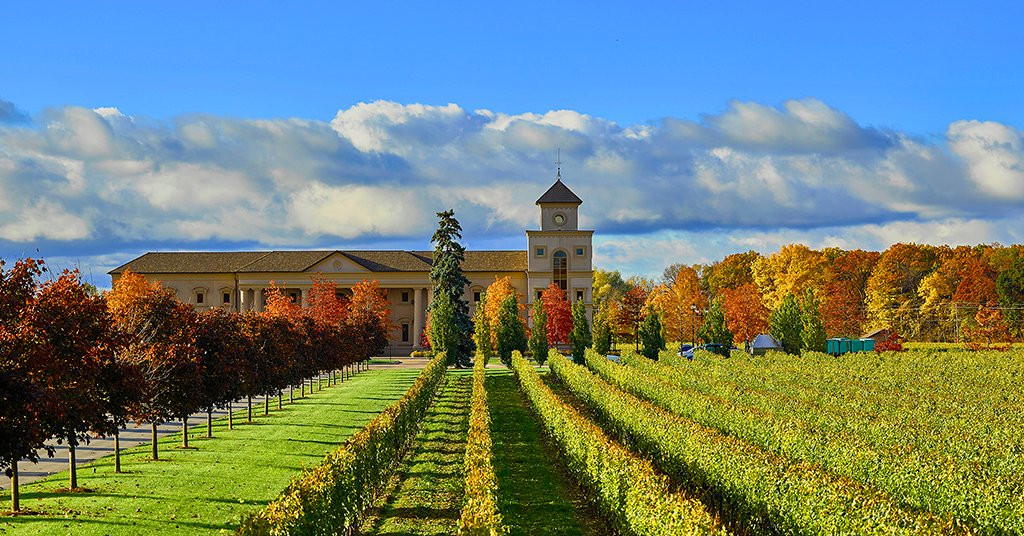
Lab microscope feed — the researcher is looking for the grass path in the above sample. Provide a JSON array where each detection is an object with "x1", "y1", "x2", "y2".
[
  {"x1": 362, "y1": 370, "x2": 473, "y2": 536},
  {"x1": 487, "y1": 369, "x2": 609, "y2": 536},
  {"x1": 0, "y1": 367, "x2": 422, "y2": 536}
]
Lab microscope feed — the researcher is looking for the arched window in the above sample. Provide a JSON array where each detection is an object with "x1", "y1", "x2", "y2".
[{"x1": 552, "y1": 250, "x2": 568, "y2": 291}]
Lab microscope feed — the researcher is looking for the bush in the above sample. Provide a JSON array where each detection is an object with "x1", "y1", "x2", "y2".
[
  {"x1": 238, "y1": 353, "x2": 448, "y2": 534},
  {"x1": 457, "y1": 358, "x2": 504, "y2": 535}
]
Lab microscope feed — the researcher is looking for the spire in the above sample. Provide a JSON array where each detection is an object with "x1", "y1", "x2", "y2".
[{"x1": 556, "y1": 148, "x2": 562, "y2": 179}]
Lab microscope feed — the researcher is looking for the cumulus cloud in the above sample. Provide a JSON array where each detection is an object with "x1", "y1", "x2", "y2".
[
  {"x1": 0, "y1": 98, "x2": 29, "y2": 124},
  {"x1": 1, "y1": 96, "x2": 1023, "y2": 279}
]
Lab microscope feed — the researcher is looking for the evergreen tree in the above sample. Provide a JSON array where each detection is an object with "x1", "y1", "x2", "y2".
[
  {"x1": 472, "y1": 292, "x2": 493, "y2": 364},
  {"x1": 770, "y1": 292, "x2": 803, "y2": 355},
  {"x1": 529, "y1": 297, "x2": 549, "y2": 365},
  {"x1": 429, "y1": 210, "x2": 473, "y2": 366},
  {"x1": 569, "y1": 300, "x2": 592, "y2": 364},
  {"x1": 496, "y1": 295, "x2": 527, "y2": 367},
  {"x1": 801, "y1": 288, "x2": 827, "y2": 353},
  {"x1": 697, "y1": 299, "x2": 733, "y2": 356},
  {"x1": 639, "y1": 308, "x2": 666, "y2": 360},
  {"x1": 428, "y1": 290, "x2": 458, "y2": 361},
  {"x1": 592, "y1": 311, "x2": 613, "y2": 355}
]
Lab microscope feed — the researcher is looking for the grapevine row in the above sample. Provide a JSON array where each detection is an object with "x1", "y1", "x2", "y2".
[{"x1": 456, "y1": 357, "x2": 505, "y2": 535}]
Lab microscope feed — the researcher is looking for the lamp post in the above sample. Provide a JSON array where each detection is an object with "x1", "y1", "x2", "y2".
[{"x1": 690, "y1": 304, "x2": 700, "y2": 345}]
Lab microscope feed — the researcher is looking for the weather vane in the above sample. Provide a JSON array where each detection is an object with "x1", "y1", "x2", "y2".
[{"x1": 555, "y1": 148, "x2": 562, "y2": 179}]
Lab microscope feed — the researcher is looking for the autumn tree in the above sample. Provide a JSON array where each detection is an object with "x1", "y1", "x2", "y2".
[
  {"x1": 529, "y1": 296, "x2": 549, "y2": 365},
  {"x1": 751, "y1": 244, "x2": 827, "y2": 310},
  {"x1": 963, "y1": 306, "x2": 1012, "y2": 350},
  {"x1": 350, "y1": 279, "x2": 393, "y2": 360},
  {"x1": 592, "y1": 268, "x2": 630, "y2": 309},
  {"x1": 569, "y1": 300, "x2": 592, "y2": 364},
  {"x1": 108, "y1": 270, "x2": 201, "y2": 460},
  {"x1": 820, "y1": 250, "x2": 879, "y2": 338},
  {"x1": 429, "y1": 209, "x2": 473, "y2": 366},
  {"x1": 769, "y1": 293, "x2": 803, "y2": 355},
  {"x1": 996, "y1": 254, "x2": 1024, "y2": 337},
  {"x1": 865, "y1": 243, "x2": 939, "y2": 339},
  {"x1": 613, "y1": 285, "x2": 648, "y2": 348},
  {"x1": 541, "y1": 283, "x2": 572, "y2": 345},
  {"x1": 721, "y1": 283, "x2": 770, "y2": 345},
  {"x1": 194, "y1": 309, "x2": 248, "y2": 437},
  {"x1": 496, "y1": 294, "x2": 527, "y2": 367},
  {"x1": 703, "y1": 251, "x2": 761, "y2": 297},
  {"x1": 0, "y1": 259, "x2": 50, "y2": 511},
  {"x1": 484, "y1": 276, "x2": 517, "y2": 347}
]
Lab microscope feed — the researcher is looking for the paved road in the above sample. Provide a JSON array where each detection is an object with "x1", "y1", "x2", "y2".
[{"x1": 2, "y1": 359, "x2": 432, "y2": 491}]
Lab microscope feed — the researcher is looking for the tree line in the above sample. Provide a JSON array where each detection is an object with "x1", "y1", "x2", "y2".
[
  {"x1": 0, "y1": 260, "x2": 391, "y2": 512},
  {"x1": 594, "y1": 242, "x2": 1024, "y2": 351}
]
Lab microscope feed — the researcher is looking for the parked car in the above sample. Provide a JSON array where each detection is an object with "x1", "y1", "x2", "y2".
[
  {"x1": 605, "y1": 354, "x2": 621, "y2": 364},
  {"x1": 679, "y1": 346, "x2": 695, "y2": 360}
]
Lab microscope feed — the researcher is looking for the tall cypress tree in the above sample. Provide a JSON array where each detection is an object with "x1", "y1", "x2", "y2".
[
  {"x1": 801, "y1": 288, "x2": 827, "y2": 353},
  {"x1": 429, "y1": 210, "x2": 473, "y2": 366},
  {"x1": 569, "y1": 300, "x2": 592, "y2": 364},
  {"x1": 770, "y1": 292, "x2": 803, "y2": 355}
]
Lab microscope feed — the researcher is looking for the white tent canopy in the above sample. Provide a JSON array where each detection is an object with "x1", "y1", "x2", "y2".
[{"x1": 749, "y1": 334, "x2": 782, "y2": 355}]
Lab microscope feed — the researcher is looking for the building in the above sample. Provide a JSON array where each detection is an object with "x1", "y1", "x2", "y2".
[{"x1": 109, "y1": 176, "x2": 594, "y2": 352}]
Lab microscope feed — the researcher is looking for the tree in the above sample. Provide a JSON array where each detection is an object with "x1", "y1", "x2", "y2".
[
  {"x1": 697, "y1": 299, "x2": 732, "y2": 355},
  {"x1": 484, "y1": 276, "x2": 517, "y2": 347},
  {"x1": 108, "y1": 270, "x2": 201, "y2": 459},
  {"x1": 769, "y1": 293, "x2": 803, "y2": 355},
  {"x1": 429, "y1": 209, "x2": 474, "y2": 366},
  {"x1": 820, "y1": 250, "x2": 879, "y2": 338},
  {"x1": 751, "y1": 244, "x2": 827, "y2": 310},
  {"x1": 194, "y1": 309, "x2": 247, "y2": 438},
  {"x1": 529, "y1": 296, "x2": 549, "y2": 365},
  {"x1": 495, "y1": 294, "x2": 527, "y2": 367},
  {"x1": 613, "y1": 286, "x2": 648, "y2": 348},
  {"x1": 27, "y1": 269, "x2": 119, "y2": 490},
  {"x1": 473, "y1": 292, "x2": 493, "y2": 362},
  {"x1": 721, "y1": 283, "x2": 769, "y2": 345},
  {"x1": 350, "y1": 279, "x2": 393, "y2": 359},
  {"x1": 997, "y1": 255, "x2": 1024, "y2": 337},
  {"x1": 963, "y1": 306, "x2": 1012, "y2": 350},
  {"x1": 800, "y1": 289, "x2": 827, "y2": 353},
  {"x1": 592, "y1": 311, "x2": 613, "y2": 355},
  {"x1": 569, "y1": 300, "x2": 592, "y2": 364},
  {"x1": 0, "y1": 258, "x2": 51, "y2": 511},
  {"x1": 429, "y1": 289, "x2": 458, "y2": 362},
  {"x1": 541, "y1": 283, "x2": 572, "y2": 345},
  {"x1": 638, "y1": 307, "x2": 666, "y2": 360},
  {"x1": 865, "y1": 243, "x2": 938, "y2": 339},
  {"x1": 592, "y1": 268, "x2": 629, "y2": 309},
  {"x1": 703, "y1": 251, "x2": 761, "y2": 296}
]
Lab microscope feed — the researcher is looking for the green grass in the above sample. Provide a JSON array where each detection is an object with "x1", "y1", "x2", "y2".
[
  {"x1": 362, "y1": 370, "x2": 473, "y2": 535},
  {"x1": 486, "y1": 369, "x2": 608, "y2": 536},
  {"x1": 0, "y1": 367, "x2": 423, "y2": 535}
]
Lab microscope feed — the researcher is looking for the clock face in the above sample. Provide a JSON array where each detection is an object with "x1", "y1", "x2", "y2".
[{"x1": 553, "y1": 213, "x2": 566, "y2": 226}]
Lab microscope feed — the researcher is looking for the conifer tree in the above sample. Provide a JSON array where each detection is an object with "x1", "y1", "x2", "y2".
[
  {"x1": 569, "y1": 300, "x2": 592, "y2": 364},
  {"x1": 770, "y1": 292, "x2": 803, "y2": 355},
  {"x1": 472, "y1": 292, "x2": 493, "y2": 363},
  {"x1": 592, "y1": 310, "x2": 613, "y2": 355},
  {"x1": 801, "y1": 288, "x2": 827, "y2": 353},
  {"x1": 529, "y1": 296, "x2": 549, "y2": 365},
  {"x1": 429, "y1": 290, "x2": 458, "y2": 361},
  {"x1": 697, "y1": 299, "x2": 733, "y2": 356},
  {"x1": 429, "y1": 210, "x2": 473, "y2": 366},
  {"x1": 638, "y1": 307, "x2": 666, "y2": 360},
  {"x1": 496, "y1": 295, "x2": 526, "y2": 367}
]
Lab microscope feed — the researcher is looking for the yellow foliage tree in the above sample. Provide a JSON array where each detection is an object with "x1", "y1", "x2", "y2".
[
  {"x1": 646, "y1": 265, "x2": 705, "y2": 343},
  {"x1": 484, "y1": 276, "x2": 518, "y2": 346},
  {"x1": 751, "y1": 244, "x2": 827, "y2": 310}
]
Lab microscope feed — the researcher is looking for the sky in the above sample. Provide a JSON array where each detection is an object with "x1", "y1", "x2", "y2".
[{"x1": 1, "y1": 0, "x2": 1023, "y2": 285}]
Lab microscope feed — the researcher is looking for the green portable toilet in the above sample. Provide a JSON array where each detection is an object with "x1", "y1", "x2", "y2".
[
  {"x1": 850, "y1": 339, "x2": 864, "y2": 353},
  {"x1": 860, "y1": 338, "x2": 876, "y2": 352},
  {"x1": 827, "y1": 338, "x2": 840, "y2": 355}
]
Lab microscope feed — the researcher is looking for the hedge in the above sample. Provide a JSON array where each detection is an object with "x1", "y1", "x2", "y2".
[
  {"x1": 456, "y1": 357, "x2": 505, "y2": 535},
  {"x1": 238, "y1": 352, "x2": 448, "y2": 535},
  {"x1": 512, "y1": 350, "x2": 725, "y2": 535}
]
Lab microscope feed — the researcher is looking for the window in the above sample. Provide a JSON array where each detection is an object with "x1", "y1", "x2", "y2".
[
  {"x1": 402, "y1": 291, "x2": 410, "y2": 303},
  {"x1": 536, "y1": 290, "x2": 544, "y2": 300},
  {"x1": 196, "y1": 292, "x2": 205, "y2": 304},
  {"x1": 575, "y1": 247, "x2": 585, "y2": 256},
  {"x1": 473, "y1": 291, "x2": 481, "y2": 303},
  {"x1": 289, "y1": 292, "x2": 299, "y2": 304},
  {"x1": 401, "y1": 323, "x2": 410, "y2": 342},
  {"x1": 576, "y1": 290, "x2": 585, "y2": 302},
  {"x1": 223, "y1": 292, "x2": 231, "y2": 304},
  {"x1": 535, "y1": 247, "x2": 545, "y2": 256},
  {"x1": 552, "y1": 250, "x2": 568, "y2": 291}
]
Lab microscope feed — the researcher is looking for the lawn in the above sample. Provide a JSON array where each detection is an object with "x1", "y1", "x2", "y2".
[
  {"x1": 361, "y1": 370, "x2": 473, "y2": 535},
  {"x1": 0, "y1": 367, "x2": 423, "y2": 535}
]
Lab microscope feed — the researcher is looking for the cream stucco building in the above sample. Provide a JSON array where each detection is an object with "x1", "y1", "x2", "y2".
[{"x1": 110, "y1": 177, "x2": 594, "y2": 353}]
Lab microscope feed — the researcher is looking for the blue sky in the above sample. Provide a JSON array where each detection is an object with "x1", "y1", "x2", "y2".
[{"x1": 2, "y1": 1, "x2": 1023, "y2": 283}]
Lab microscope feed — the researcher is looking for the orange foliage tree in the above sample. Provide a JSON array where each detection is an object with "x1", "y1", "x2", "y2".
[
  {"x1": 350, "y1": 279, "x2": 393, "y2": 358},
  {"x1": 963, "y1": 306, "x2": 1012, "y2": 350},
  {"x1": 484, "y1": 276, "x2": 517, "y2": 346},
  {"x1": 541, "y1": 283, "x2": 572, "y2": 345},
  {"x1": 820, "y1": 250, "x2": 879, "y2": 337},
  {"x1": 613, "y1": 285, "x2": 649, "y2": 347},
  {"x1": 721, "y1": 283, "x2": 770, "y2": 345}
]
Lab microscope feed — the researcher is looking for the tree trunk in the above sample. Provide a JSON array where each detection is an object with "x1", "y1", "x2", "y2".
[
  {"x1": 247, "y1": 396, "x2": 252, "y2": 422},
  {"x1": 207, "y1": 410, "x2": 213, "y2": 438},
  {"x1": 182, "y1": 416, "x2": 189, "y2": 448},
  {"x1": 278, "y1": 392, "x2": 282, "y2": 410},
  {"x1": 151, "y1": 422, "x2": 159, "y2": 460},
  {"x1": 301, "y1": 380, "x2": 305, "y2": 398},
  {"x1": 114, "y1": 430, "x2": 121, "y2": 473},
  {"x1": 228, "y1": 401, "x2": 234, "y2": 430},
  {"x1": 289, "y1": 385, "x2": 294, "y2": 403},
  {"x1": 264, "y1": 394, "x2": 269, "y2": 416},
  {"x1": 69, "y1": 438, "x2": 77, "y2": 489},
  {"x1": 10, "y1": 461, "x2": 18, "y2": 512}
]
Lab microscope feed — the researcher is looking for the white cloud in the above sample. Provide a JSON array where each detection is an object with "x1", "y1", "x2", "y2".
[{"x1": 948, "y1": 120, "x2": 1024, "y2": 199}]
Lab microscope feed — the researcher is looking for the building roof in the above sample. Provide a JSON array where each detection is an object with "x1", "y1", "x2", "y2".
[
  {"x1": 536, "y1": 179, "x2": 582, "y2": 205},
  {"x1": 109, "y1": 249, "x2": 528, "y2": 275}
]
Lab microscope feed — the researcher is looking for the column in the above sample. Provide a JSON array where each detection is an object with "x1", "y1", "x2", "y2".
[
  {"x1": 300, "y1": 287, "x2": 308, "y2": 308},
  {"x1": 412, "y1": 287, "x2": 424, "y2": 348},
  {"x1": 239, "y1": 288, "x2": 249, "y2": 312}
]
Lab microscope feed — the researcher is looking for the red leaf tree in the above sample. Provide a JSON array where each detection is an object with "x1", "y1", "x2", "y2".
[
  {"x1": 721, "y1": 283, "x2": 770, "y2": 345},
  {"x1": 541, "y1": 283, "x2": 573, "y2": 345}
]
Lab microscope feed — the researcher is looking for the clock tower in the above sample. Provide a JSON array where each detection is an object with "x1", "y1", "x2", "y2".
[{"x1": 526, "y1": 170, "x2": 593, "y2": 321}]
